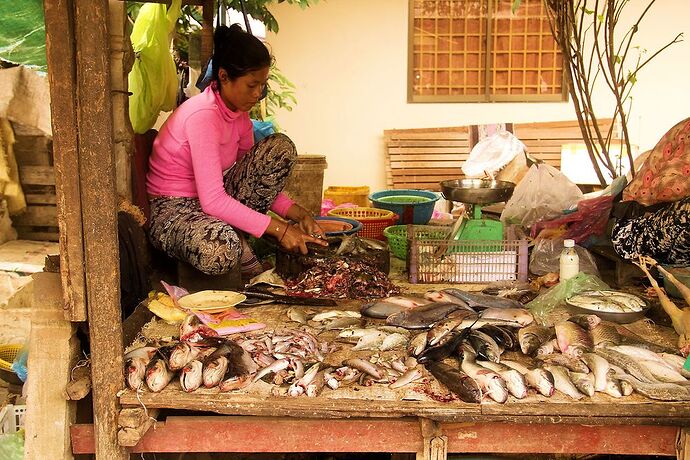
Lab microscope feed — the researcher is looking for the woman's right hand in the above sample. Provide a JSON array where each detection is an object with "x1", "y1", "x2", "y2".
[{"x1": 267, "y1": 218, "x2": 328, "y2": 255}]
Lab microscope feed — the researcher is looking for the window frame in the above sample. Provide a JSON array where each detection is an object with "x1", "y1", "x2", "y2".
[{"x1": 407, "y1": 0, "x2": 569, "y2": 103}]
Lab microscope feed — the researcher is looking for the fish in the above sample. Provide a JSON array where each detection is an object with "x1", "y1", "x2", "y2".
[
  {"x1": 467, "y1": 330, "x2": 502, "y2": 363},
  {"x1": 408, "y1": 332, "x2": 428, "y2": 357},
  {"x1": 535, "y1": 339, "x2": 560, "y2": 357},
  {"x1": 389, "y1": 367, "x2": 424, "y2": 389},
  {"x1": 426, "y1": 313, "x2": 472, "y2": 346},
  {"x1": 479, "y1": 308, "x2": 533, "y2": 327},
  {"x1": 380, "y1": 333, "x2": 408, "y2": 351},
  {"x1": 253, "y1": 358, "x2": 290, "y2": 383},
  {"x1": 555, "y1": 321, "x2": 593, "y2": 357},
  {"x1": 426, "y1": 361, "x2": 482, "y2": 403},
  {"x1": 619, "y1": 379, "x2": 634, "y2": 396},
  {"x1": 324, "y1": 368, "x2": 340, "y2": 390},
  {"x1": 568, "y1": 314, "x2": 602, "y2": 331},
  {"x1": 352, "y1": 330, "x2": 388, "y2": 351},
  {"x1": 288, "y1": 363, "x2": 321, "y2": 397},
  {"x1": 614, "y1": 373, "x2": 690, "y2": 401},
  {"x1": 312, "y1": 310, "x2": 361, "y2": 322},
  {"x1": 360, "y1": 301, "x2": 406, "y2": 319},
  {"x1": 220, "y1": 341, "x2": 259, "y2": 391},
  {"x1": 569, "y1": 372, "x2": 596, "y2": 397},
  {"x1": 639, "y1": 360, "x2": 688, "y2": 384},
  {"x1": 417, "y1": 326, "x2": 475, "y2": 364},
  {"x1": 567, "y1": 290, "x2": 646, "y2": 313},
  {"x1": 382, "y1": 296, "x2": 431, "y2": 309},
  {"x1": 305, "y1": 371, "x2": 326, "y2": 397},
  {"x1": 179, "y1": 360, "x2": 203, "y2": 392},
  {"x1": 582, "y1": 353, "x2": 610, "y2": 392},
  {"x1": 338, "y1": 328, "x2": 372, "y2": 339},
  {"x1": 603, "y1": 377, "x2": 623, "y2": 398},
  {"x1": 124, "y1": 346, "x2": 158, "y2": 361},
  {"x1": 502, "y1": 360, "x2": 555, "y2": 397},
  {"x1": 145, "y1": 358, "x2": 174, "y2": 392},
  {"x1": 125, "y1": 357, "x2": 148, "y2": 390},
  {"x1": 595, "y1": 348, "x2": 659, "y2": 384},
  {"x1": 542, "y1": 364, "x2": 584, "y2": 400},
  {"x1": 479, "y1": 325, "x2": 517, "y2": 351},
  {"x1": 441, "y1": 288, "x2": 525, "y2": 310},
  {"x1": 460, "y1": 351, "x2": 509, "y2": 403},
  {"x1": 591, "y1": 323, "x2": 622, "y2": 347},
  {"x1": 477, "y1": 360, "x2": 528, "y2": 399},
  {"x1": 424, "y1": 290, "x2": 473, "y2": 307},
  {"x1": 518, "y1": 324, "x2": 555, "y2": 355},
  {"x1": 202, "y1": 356, "x2": 229, "y2": 388},
  {"x1": 180, "y1": 314, "x2": 219, "y2": 343},
  {"x1": 287, "y1": 308, "x2": 308, "y2": 324},
  {"x1": 378, "y1": 326, "x2": 411, "y2": 335},
  {"x1": 386, "y1": 302, "x2": 468, "y2": 329},
  {"x1": 660, "y1": 353, "x2": 690, "y2": 378},
  {"x1": 344, "y1": 358, "x2": 383, "y2": 379},
  {"x1": 169, "y1": 343, "x2": 204, "y2": 371},
  {"x1": 219, "y1": 374, "x2": 252, "y2": 392},
  {"x1": 322, "y1": 317, "x2": 363, "y2": 331},
  {"x1": 536, "y1": 353, "x2": 590, "y2": 374}
]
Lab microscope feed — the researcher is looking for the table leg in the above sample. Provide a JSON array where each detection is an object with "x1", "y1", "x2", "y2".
[
  {"x1": 417, "y1": 418, "x2": 447, "y2": 460},
  {"x1": 678, "y1": 427, "x2": 689, "y2": 460}
]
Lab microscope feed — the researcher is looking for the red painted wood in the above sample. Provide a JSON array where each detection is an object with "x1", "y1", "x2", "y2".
[
  {"x1": 445, "y1": 423, "x2": 679, "y2": 456},
  {"x1": 70, "y1": 418, "x2": 680, "y2": 455}
]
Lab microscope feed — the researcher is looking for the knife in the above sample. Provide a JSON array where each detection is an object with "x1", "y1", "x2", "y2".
[{"x1": 240, "y1": 289, "x2": 338, "y2": 307}]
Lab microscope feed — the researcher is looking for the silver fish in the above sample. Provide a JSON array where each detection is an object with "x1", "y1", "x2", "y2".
[
  {"x1": 518, "y1": 324, "x2": 555, "y2": 355},
  {"x1": 169, "y1": 343, "x2": 202, "y2": 371},
  {"x1": 614, "y1": 373, "x2": 690, "y2": 401},
  {"x1": 660, "y1": 353, "x2": 690, "y2": 378},
  {"x1": 386, "y1": 302, "x2": 468, "y2": 329},
  {"x1": 468, "y1": 330, "x2": 502, "y2": 363},
  {"x1": 426, "y1": 316, "x2": 466, "y2": 346},
  {"x1": 344, "y1": 358, "x2": 383, "y2": 379},
  {"x1": 570, "y1": 372, "x2": 596, "y2": 397},
  {"x1": 408, "y1": 332, "x2": 428, "y2": 357},
  {"x1": 639, "y1": 360, "x2": 688, "y2": 384},
  {"x1": 179, "y1": 359, "x2": 203, "y2": 392},
  {"x1": 253, "y1": 358, "x2": 290, "y2": 383},
  {"x1": 312, "y1": 310, "x2": 361, "y2": 322},
  {"x1": 383, "y1": 296, "x2": 431, "y2": 309},
  {"x1": 619, "y1": 379, "x2": 634, "y2": 396},
  {"x1": 145, "y1": 358, "x2": 174, "y2": 392},
  {"x1": 322, "y1": 317, "x2": 363, "y2": 331},
  {"x1": 536, "y1": 353, "x2": 590, "y2": 374},
  {"x1": 202, "y1": 356, "x2": 229, "y2": 388},
  {"x1": 536, "y1": 339, "x2": 560, "y2": 357},
  {"x1": 380, "y1": 333, "x2": 408, "y2": 351},
  {"x1": 352, "y1": 331, "x2": 388, "y2": 351},
  {"x1": 582, "y1": 353, "x2": 610, "y2": 392},
  {"x1": 389, "y1": 367, "x2": 423, "y2": 389},
  {"x1": 338, "y1": 328, "x2": 372, "y2": 339},
  {"x1": 503, "y1": 360, "x2": 555, "y2": 397},
  {"x1": 442, "y1": 288, "x2": 525, "y2": 309},
  {"x1": 480, "y1": 308, "x2": 533, "y2": 327},
  {"x1": 477, "y1": 360, "x2": 528, "y2": 399},
  {"x1": 542, "y1": 364, "x2": 584, "y2": 400},
  {"x1": 461, "y1": 352, "x2": 508, "y2": 403},
  {"x1": 595, "y1": 348, "x2": 659, "y2": 384},
  {"x1": 125, "y1": 357, "x2": 148, "y2": 390},
  {"x1": 555, "y1": 321, "x2": 593, "y2": 358},
  {"x1": 361, "y1": 301, "x2": 405, "y2": 319},
  {"x1": 603, "y1": 377, "x2": 623, "y2": 398},
  {"x1": 287, "y1": 308, "x2": 308, "y2": 324}
]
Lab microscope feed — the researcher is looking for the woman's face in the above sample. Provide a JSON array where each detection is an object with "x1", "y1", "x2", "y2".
[{"x1": 218, "y1": 66, "x2": 269, "y2": 112}]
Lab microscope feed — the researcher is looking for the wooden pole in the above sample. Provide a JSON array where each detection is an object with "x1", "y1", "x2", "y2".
[
  {"x1": 74, "y1": 0, "x2": 127, "y2": 458},
  {"x1": 201, "y1": 0, "x2": 215, "y2": 68},
  {"x1": 42, "y1": 0, "x2": 88, "y2": 322}
]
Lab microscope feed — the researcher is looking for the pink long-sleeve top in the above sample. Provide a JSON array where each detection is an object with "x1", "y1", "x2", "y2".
[{"x1": 146, "y1": 85, "x2": 294, "y2": 238}]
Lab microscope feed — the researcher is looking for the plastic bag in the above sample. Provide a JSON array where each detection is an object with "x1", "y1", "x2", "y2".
[
  {"x1": 462, "y1": 130, "x2": 526, "y2": 178},
  {"x1": 529, "y1": 238, "x2": 599, "y2": 277},
  {"x1": 527, "y1": 273, "x2": 609, "y2": 324},
  {"x1": 128, "y1": 0, "x2": 181, "y2": 134},
  {"x1": 531, "y1": 195, "x2": 614, "y2": 244},
  {"x1": 11, "y1": 342, "x2": 28, "y2": 382},
  {"x1": 501, "y1": 163, "x2": 584, "y2": 227},
  {"x1": 0, "y1": 431, "x2": 24, "y2": 460},
  {"x1": 252, "y1": 119, "x2": 275, "y2": 142}
]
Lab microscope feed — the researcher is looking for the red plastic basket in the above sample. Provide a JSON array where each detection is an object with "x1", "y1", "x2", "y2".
[{"x1": 327, "y1": 207, "x2": 399, "y2": 240}]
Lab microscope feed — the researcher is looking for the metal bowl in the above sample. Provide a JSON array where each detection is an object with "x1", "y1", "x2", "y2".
[{"x1": 440, "y1": 179, "x2": 515, "y2": 205}]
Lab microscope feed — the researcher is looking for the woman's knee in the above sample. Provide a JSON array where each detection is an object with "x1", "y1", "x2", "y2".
[
  {"x1": 265, "y1": 133, "x2": 297, "y2": 162},
  {"x1": 194, "y1": 236, "x2": 241, "y2": 275}
]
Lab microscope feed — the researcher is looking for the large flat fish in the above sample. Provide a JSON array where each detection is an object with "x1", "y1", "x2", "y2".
[
  {"x1": 386, "y1": 302, "x2": 467, "y2": 329},
  {"x1": 442, "y1": 288, "x2": 525, "y2": 309},
  {"x1": 480, "y1": 308, "x2": 533, "y2": 327}
]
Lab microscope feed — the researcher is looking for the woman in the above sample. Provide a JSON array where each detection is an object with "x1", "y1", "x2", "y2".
[{"x1": 146, "y1": 24, "x2": 326, "y2": 279}]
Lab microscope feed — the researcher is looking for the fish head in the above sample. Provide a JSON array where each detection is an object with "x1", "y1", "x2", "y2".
[{"x1": 484, "y1": 376, "x2": 509, "y2": 403}]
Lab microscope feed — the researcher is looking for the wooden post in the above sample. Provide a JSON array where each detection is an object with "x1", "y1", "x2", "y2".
[
  {"x1": 201, "y1": 0, "x2": 215, "y2": 67},
  {"x1": 74, "y1": 0, "x2": 127, "y2": 458},
  {"x1": 42, "y1": 0, "x2": 87, "y2": 322},
  {"x1": 417, "y1": 418, "x2": 447, "y2": 460},
  {"x1": 678, "y1": 427, "x2": 690, "y2": 460}
]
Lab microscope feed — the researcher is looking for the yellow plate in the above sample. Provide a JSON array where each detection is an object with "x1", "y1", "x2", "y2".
[{"x1": 177, "y1": 290, "x2": 247, "y2": 312}]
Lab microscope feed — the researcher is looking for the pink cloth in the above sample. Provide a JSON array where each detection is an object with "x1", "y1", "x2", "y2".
[{"x1": 146, "y1": 85, "x2": 294, "y2": 237}]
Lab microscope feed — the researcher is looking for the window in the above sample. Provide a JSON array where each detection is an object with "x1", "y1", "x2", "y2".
[{"x1": 408, "y1": 0, "x2": 567, "y2": 102}]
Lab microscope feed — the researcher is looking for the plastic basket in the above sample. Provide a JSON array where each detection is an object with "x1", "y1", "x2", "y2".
[
  {"x1": 369, "y1": 189, "x2": 439, "y2": 225},
  {"x1": 407, "y1": 228, "x2": 529, "y2": 284},
  {"x1": 384, "y1": 225, "x2": 443, "y2": 260},
  {"x1": 324, "y1": 186, "x2": 370, "y2": 207},
  {"x1": 0, "y1": 345, "x2": 20, "y2": 372},
  {"x1": 328, "y1": 207, "x2": 398, "y2": 240},
  {"x1": 0, "y1": 405, "x2": 26, "y2": 434}
]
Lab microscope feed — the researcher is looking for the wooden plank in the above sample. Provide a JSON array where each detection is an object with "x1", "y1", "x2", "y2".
[
  {"x1": 12, "y1": 205, "x2": 57, "y2": 227},
  {"x1": 73, "y1": 417, "x2": 423, "y2": 454},
  {"x1": 444, "y1": 423, "x2": 678, "y2": 456},
  {"x1": 387, "y1": 140, "x2": 470, "y2": 147},
  {"x1": 391, "y1": 161, "x2": 464, "y2": 168},
  {"x1": 388, "y1": 148, "x2": 470, "y2": 155},
  {"x1": 385, "y1": 126, "x2": 470, "y2": 135},
  {"x1": 200, "y1": 0, "x2": 214, "y2": 69},
  {"x1": 678, "y1": 427, "x2": 690, "y2": 460},
  {"x1": 18, "y1": 165, "x2": 55, "y2": 186},
  {"x1": 391, "y1": 168, "x2": 463, "y2": 176},
  {"x1": 74, "y1": 0, "x2": 127, "y2": 458},
  {"x1": 14, "y1": 230, "x2": 60, "y2": 242},
  {"x1": 25, "y1": 193, "x2": 57, "y2": 205},
  {"x1": 43, "y1": 0, "x2": 88, "y2": 322}
]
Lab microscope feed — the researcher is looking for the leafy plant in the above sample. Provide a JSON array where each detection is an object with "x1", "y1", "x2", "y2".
[
  {"x1": 249, "y1": 62, "x2": 296, "y2": 128},
  {"x1": 220, "y1": 0, "x2": 317, "y2": 33}
]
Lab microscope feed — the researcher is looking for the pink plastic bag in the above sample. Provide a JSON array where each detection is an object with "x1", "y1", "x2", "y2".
[{"x1": 531, "y1": 195, "x2": 614, "y2": 244}]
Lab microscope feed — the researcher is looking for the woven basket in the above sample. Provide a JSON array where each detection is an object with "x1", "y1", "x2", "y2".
[
  {"x1": 383, "y1": 225, "x2": 447, "y2": 259},
  {"x1": 328, "y1": 207, "x2": 398, "y2": 240},
  {"x1": 0, "y1": 344, "x2": 20, "y2": 372}
]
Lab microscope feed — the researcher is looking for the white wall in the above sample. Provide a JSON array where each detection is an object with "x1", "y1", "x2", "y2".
[{"x1": 266, "y1": 0, "x2": 690, "y2": 190}]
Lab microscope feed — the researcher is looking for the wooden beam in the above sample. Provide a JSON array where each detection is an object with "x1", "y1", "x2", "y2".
[
  {"x1": 42, "y1": 0, "x2": 87, "y2": 322},
  {"x1": 18, "y1": 165, "x2": 55, "y2": 185},
  {"x1": 200, "y1": 0, "x2": 214, "y2": 69},
  {"x1": 74, "y1": 0, "x2": 127, "y2": 458},
  {"x1": 117, "y1": 408, "x2": 160, "y2": 447}
]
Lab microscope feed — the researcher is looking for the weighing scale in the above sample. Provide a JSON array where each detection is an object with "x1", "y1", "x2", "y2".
[{"x1": 440, "y1": 179, "x2": 515, "y2": 242}]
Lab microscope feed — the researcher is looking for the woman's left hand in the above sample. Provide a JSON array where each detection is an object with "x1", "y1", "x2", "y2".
[{"x1": 298, "y1": 214, "x2": 326, "y2": 239}]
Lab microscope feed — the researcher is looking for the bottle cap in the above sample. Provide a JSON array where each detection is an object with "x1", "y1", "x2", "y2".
[{"x1": 564, "y1": 239, "x2": 575, "y2": 248}]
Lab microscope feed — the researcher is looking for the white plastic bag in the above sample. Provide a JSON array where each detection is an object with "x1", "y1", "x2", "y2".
[
  {"x1": 501, "y1": 163, "x2": 584, "y2": 227},
  {"x1": 462, "y1": 130, "x2": 526, "y2": 178}
]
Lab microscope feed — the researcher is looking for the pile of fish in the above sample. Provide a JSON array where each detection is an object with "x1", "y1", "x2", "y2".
[
  {"x1": 285, "y1": 259, "x2": 400, "y2": 299},
  {"x1": 566, "y1": 290, "x2": 647, "y2": 313},
  {"x1": 125, "y1": 314, "x2": 338, "y2": 396}
]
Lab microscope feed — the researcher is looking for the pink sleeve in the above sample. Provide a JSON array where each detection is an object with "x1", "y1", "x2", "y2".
[
  {"x1": 270, "y1": 192, "x2": 295, "y2": 218},
  {"x1": 237, "y1": 114, "x2": 254, "y2": 159},
  {"x1": 184, "y1": 111, "x2": 271, "y2": 238}
]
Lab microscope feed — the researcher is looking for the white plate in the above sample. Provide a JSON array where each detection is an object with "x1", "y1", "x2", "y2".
[{"x1": 177, "y1": 290, "x2": 247, "y2": 312}]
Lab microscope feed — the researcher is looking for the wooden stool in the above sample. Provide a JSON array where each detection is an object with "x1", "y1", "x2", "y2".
[{"x1": 176, "y1": 261, "x2": 243, "y2": 292}]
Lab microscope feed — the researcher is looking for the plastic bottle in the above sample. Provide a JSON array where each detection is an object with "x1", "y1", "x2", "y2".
[{"x1": 559, "y1": 239, "x2": 580, "y2": 282}]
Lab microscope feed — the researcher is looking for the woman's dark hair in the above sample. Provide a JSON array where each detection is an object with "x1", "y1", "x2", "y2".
[{"x1": 212, "y1": 24, "x2": 271, "y2": 83}]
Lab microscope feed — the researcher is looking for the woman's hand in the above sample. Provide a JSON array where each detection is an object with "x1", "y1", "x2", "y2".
[
  {"x1": 266, "y1": 218, "x2": 327, "y2": 255},
  {"x1": 286, "y1": 204, "x2": 326, "y2": 239}
]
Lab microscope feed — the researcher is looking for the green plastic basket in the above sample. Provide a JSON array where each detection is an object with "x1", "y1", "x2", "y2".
[{"x1": 383, "y1": 225, "x2": 448, "y2": 260}]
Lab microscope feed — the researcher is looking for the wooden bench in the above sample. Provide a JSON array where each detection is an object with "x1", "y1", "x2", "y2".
[{"x1": 384, "y1": 119, "x2": 620, "y2": 190}]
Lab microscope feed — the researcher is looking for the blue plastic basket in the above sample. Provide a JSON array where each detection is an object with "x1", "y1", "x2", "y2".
[{"x1": 369, "y1": 189, "x2": 439, "y2": 225}]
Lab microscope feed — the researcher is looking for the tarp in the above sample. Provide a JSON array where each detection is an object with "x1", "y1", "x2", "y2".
[
  {"x1": 0, "y1": 0, "x2": 47, "y2": 71},
  {"x1": 0, "y1": 67, "x2": 51, "y2": 136}
]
